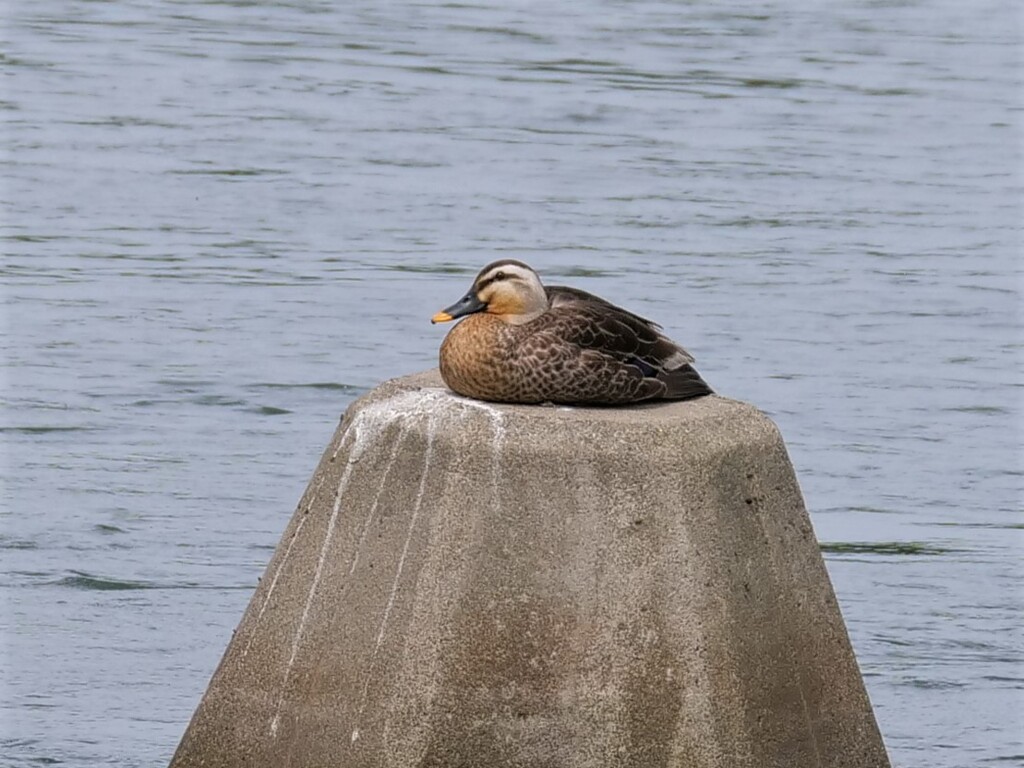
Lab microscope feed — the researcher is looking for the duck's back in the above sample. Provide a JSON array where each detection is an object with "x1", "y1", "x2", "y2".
[{"x1": 546, "y1": 285, "x2": 658, "y2": 328}]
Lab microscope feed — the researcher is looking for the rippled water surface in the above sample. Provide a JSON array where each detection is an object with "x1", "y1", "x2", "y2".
[{"x1": 3, "y1": 1, "x2": 1021, "y2": 766}]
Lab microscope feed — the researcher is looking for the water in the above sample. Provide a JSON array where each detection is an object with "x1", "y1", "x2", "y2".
[{"x1": 2, "y1": 0, "x2": 1020, "y2": 765}]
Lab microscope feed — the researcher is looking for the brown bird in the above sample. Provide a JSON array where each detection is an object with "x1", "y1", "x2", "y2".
[{"x1": 431, "y1": 260, "x2": 713, "y2": 405}]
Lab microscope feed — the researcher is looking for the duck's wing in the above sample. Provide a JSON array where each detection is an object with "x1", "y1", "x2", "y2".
[
  {"x1": 531, "y1": 302, "x2": 713, "y2": 400},
  {"x1": 543, "y1": 292, "x2": 696, "y2": 370}
]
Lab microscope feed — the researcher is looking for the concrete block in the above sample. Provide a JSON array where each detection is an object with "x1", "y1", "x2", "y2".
[{"x1": 170, "y1": 369, "x2": 889, "y2": 768}]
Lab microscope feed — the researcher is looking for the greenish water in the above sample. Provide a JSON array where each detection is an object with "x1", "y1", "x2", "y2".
[{"x1": 2, "y1": 1, "x2": 1021, "y2": 766}]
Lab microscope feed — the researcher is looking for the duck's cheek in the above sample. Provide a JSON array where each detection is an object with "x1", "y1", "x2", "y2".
[{"x1": 485, "y1": 295, "x2": 525, "y2": 317}]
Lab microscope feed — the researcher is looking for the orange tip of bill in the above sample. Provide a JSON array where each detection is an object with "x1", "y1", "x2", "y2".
[{"x1": 431, "y1": 311, "x2": 454, "y2": 324}]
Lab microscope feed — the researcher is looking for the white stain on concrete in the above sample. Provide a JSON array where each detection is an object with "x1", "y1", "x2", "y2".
[
  {"x1": 348, "y1": 435, "x2": 404, "y2": 576},
  {"x1": 377, "y1": 418, "x2": 434, "y2": 652},
  {"x1": 269, "y1": 425, "x2": 361, "y2": 737},
  {"x1": 349, "y1": 388, "x2": 506, "y2": 745},
  {"x1": 428, "y1": 389, "x2": 507, "y2": 504},
  {"x1": 242, "y1": 470, "x2": 331, "y2": 658},
  {"x1": 241, "y1": 512, "x2": 307, "y2": 660},
  {"x1": 350, "y1": 413, "x2": 436, "y2": 741},
  {"x1": 268, "y1": 386, "x2": 506, "y2": 741}
]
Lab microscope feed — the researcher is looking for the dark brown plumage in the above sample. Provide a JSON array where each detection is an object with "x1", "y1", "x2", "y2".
[{"x1": 431, "y1": 260, "x2": 713, "y2": 405}]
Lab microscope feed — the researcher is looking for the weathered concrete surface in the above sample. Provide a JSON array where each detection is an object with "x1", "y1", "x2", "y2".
[{"x1": 170, "y1": 369, "x2": 889, "y2": 768}]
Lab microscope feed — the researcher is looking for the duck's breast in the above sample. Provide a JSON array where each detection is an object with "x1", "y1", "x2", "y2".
[{"x1": 439, "y1": 314, "x2": 519, "y2": 401}]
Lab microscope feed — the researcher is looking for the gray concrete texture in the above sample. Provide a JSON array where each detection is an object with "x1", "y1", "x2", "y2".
[{"x1": 170, "y1": 369, "x2": 890, "y2": 768}]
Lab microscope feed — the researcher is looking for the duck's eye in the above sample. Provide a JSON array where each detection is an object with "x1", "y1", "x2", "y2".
[{"x1": 495, "y1": 271, "x2": 506, "y2": 280}]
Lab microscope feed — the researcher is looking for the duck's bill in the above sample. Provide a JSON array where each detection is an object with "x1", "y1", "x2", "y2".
[{"x1": 431, "y1": 290, "x2": 486, "y2": 324}]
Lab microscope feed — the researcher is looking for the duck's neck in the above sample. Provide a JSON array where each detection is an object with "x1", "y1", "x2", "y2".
[{"x1": 488, "y1": 287, "x2": 548, "y2": 325}]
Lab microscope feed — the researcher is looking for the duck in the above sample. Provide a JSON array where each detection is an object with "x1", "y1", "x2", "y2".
[{"x1": 430, "y1": 260, "x2": 713, "y2": 405}]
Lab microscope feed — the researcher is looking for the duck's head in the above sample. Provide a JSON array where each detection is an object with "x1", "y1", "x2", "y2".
[{"x1": 431, "y1": 260, "x2": 548, "y2": 326}]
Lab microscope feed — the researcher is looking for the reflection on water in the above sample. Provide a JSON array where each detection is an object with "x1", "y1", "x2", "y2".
[{"x1": 2, "y1": 0, "x2": 1020, "y2": 766}]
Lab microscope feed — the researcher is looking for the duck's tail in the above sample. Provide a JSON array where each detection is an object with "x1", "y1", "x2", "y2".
[{"x1": 659, "y1": 364, "x2": 714, "y2": 400}]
